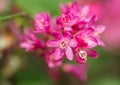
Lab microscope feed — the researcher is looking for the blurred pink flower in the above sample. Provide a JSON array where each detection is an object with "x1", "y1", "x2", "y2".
[
  {"x1": 63, "y1": 64, "x2": 87, "y2": 82},
  {"x1": 57, "y1": 14, "x2": 79, "y2": 31},
  {"x1": 60, "y1": 1, "x2": 89, "y2": 18},
  {"x1": 45, "y1": 50, "x2": 62, "y2": 68},
  {"x1": 20, "y1": 28, "x2": 44, "y2": 51},
  {"x1": 34, "y1": 12, "x2": 50, "y2": 33}
]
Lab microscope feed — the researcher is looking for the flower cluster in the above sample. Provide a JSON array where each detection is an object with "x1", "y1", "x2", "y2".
[{"x1": 20, "y1": 1, "x2": 105, "y2": 68}]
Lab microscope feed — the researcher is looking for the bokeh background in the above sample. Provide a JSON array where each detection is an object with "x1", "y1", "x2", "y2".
[{"x1": 0, "y1": 0, "x2": 120, "y2": 85}]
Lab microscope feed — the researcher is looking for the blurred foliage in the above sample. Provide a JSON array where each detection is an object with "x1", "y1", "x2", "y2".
[
  {"x1": 14, "y1": 0, "x2": 73, "y2": 17},
  {"x1": 16, "y1": 54, "x2": 52, "y2": 85}
]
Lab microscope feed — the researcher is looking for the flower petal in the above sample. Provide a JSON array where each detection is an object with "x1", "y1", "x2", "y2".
[
  {"x1": 34, "y1": 12, "x2": 50, "y2": 33},
  {"x1": 88, "y1": 15, "x2": 96, "y2": 26},
  {"x1": 52, "y1": 32, "x2": 63, "y2": 39},
  {"x1": 77, "y1": 27, "x2": 94, "y2": 37},
  {"x1": 80, "y1": 5, "x2": 89, "y2": 18},
  {"x1": 64, "y1": 32, "x2": 72, "y2": 39},
  {"x1": 46, "y1": 40, "x2": 59, "y2": 47},
  {"x1": 98, "y1": 40, "x2": 105, "y2": 47},
  {"x1": 69, "y1": 39, "x2": 77, "y2": 47},
  {"x1": 95, "y1": 25, "x2": 105, "y2": 34},
  {"x1": 96, "y1": 36, "x2": 105, "y2": 47},
  {"x1": 64, "y1": 26, "x2": 73, "y2": 31},
  {"x1": 65, "y1": 47, "x2": 73, "y2": 61},
  {"x1": 20, "y1": 42, "x2": 34, "y2": 51},
  {"x1": 54, "y1": 48, "x2": 63, "y2": 60},
  {"x1": 86, "y1": 37, "x2": 97, "y2": 48},
  {"x1": 86, "y1": 49, "x2": 98, "y2": 58}
]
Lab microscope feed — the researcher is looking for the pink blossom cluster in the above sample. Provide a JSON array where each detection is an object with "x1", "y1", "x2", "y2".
[{"x1": 20, "y1": 1, "x2": 105, "y2": 68}]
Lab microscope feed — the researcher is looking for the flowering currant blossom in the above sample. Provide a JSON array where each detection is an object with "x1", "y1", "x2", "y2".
[
  {"x1": 34, "y1": 12, "x2": 50, "y2": 33},
  {"x1": 47, "y1": 32, "x2": 77, "y2": 61},
  {"x1": 20, "y1": 28, "x2": 44, "y2": 51},
  {"x1": 74, "y1": 21, "x2": 105, "y2": 64},
  {"x1": 56, "y1": 14, "x2": 79, "y2": 31},
  {"x1": 20, "y1": 1, "x2": 105, "y2": 67}
]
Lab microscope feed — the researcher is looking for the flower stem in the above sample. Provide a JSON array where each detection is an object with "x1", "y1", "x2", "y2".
[{"x1": 0, "y1": 12, "x2": 27, "y2": 22}]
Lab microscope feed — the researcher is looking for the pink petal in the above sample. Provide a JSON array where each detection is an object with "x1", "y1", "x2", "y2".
[
  {"x1": 20, "y1": 42, "x2": 33, "y2": 48},
  {"x1": 80, "y1": 5, "x2": 89, "y2": 18},
  {"x1": 64, "y1": 31, "x2": 72, "y2": 39},
  {"x1": 96, "y1": 25, "x2": 105, "y2": 33},
  {"x1": 46, "y1": 40, "x2": 59, "y2": 47},
  {"x1": 64, "y1": 26, "x2": 73, "y2": 31},
  {"x1": 52, "y1": 32, "x2": 63, "y2": 39},
  {"x1": 86, "y1": 49, "x2": 98, "y2": 58},
  {"x1": 88, "y1": 15, "x2": 97, "y2": 26},
  {"x1": 75, "y1": 36, "x2": 88, "y2": 48},
  {"x1": 34, "y1": 12, "x2": 50, "y2": 33},
  {"x1": 20, "y1": 42, "x2": 34, "y2": 51},
  {"x1": 69, "y1": 16, "x2": 79, "y2": 26},
  {"x1": 96, "y1": 36, "x2": 105, "y2": 47},
  {"x1": 54, "y1": 48, "x2": 63, "y2": 60},
  {"x1": 81, "y1": 27, "x2": 94, "y2": 37},
  {"x1": 69, "y1": 39, "x2": 77, "y2": 47},
  {"x1": 98, "y1": 40, "x2": 105, "y2": 47},
  {"x1": 65, "y1": 47, "x2": 73, "y2": 61},
  {"x1": 86, "y1": 37, "x2": 97, "y2": 48}
]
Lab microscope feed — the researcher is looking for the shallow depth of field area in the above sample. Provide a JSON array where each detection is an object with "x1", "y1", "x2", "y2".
[{"x1": 0, "y1": 0, "x2": 120, "y2": 85}]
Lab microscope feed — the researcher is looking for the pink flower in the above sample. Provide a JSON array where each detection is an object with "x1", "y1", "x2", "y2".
[
  {"x1": 60, "y1": 1, "x2": 89, "y2": 19},
  {"x1": 75, "y1": 28, "x2": 97, "y2": 48},
  {"x1": 58, "y1": 1, "x2": 90, "y2": 32},
  {"x1": 93, "y1": 25, "x2": 105, "y2": 46},
  {"x1": 74, "y1": 25, "x2": 105, "y2": 64},
  {"x1": 45, "y1": 51, "x2": 62, "y2": 68},
  {"x1": 76, "y1": 49, "x2": 98, "y2": 64},
  {"x1": 56, "y1": 14, "x2": 79, "y2": 31},
  {"x1": 47, "y1": 32, "x2": 77, "y2": 61},
  {"x1": 63, "y1": 64, "x2": 87, "y2": 82},
  {"x1": 34, "y1": 12, "x2": 50, "y2": 33},
  {"x1": 20, "y1": 28, "x2": 44, "y2": 51}
]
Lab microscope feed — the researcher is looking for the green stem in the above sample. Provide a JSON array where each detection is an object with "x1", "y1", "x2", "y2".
[{"x1": 0, "y1": 12, "x2": 27, "y2": 22}]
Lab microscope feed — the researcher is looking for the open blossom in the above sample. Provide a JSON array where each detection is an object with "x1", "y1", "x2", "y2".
[
  {"x1": 34, "y1": 12, "x2": 50, "y2": 33},
  {"x1": 20, "y1": 28, "x2": 44, "y2": 51},
  {"x1": 58, "y1": 2, "x2": 89, "y2": 32},
  {"x1": 57, "y1": 14, "x2": 79, "y2": 31},
  {"x1": 60, "y1": 1, "x2": 89, "y2": 18},
  {"x1": 47, "y1": 32, "x2": 77, "y2": 61},
  {"x1": 74, "y1": 24, "x2": 105, "y2": 64}
]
